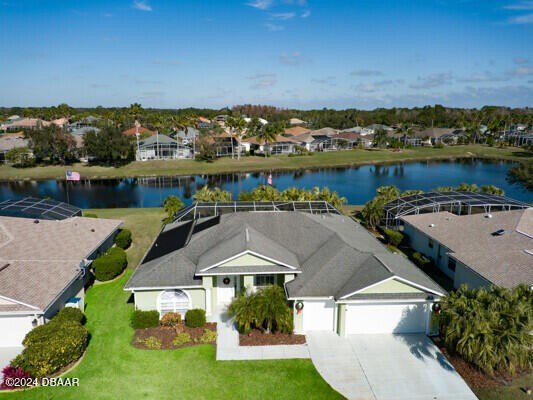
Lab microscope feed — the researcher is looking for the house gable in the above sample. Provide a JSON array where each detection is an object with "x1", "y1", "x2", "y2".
[
  {"x1": 358, "y1": 278, "x2": 424, "y2": 294},
  {"x1": 219, "y1": 253, "x2": 277, "y2": 268}
]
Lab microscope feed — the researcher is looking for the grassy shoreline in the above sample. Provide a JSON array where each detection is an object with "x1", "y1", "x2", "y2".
[{"x1": 0, "y1": 145, "x2": 530, "y2": 181}]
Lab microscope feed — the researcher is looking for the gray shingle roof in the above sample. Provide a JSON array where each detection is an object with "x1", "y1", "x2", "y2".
[{"x1": 126, "y1": 211, "x2": 444, "y2": 299}]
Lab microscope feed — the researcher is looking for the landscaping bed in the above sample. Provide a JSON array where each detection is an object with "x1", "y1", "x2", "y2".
[
  {"x1": 133, "y1": 323, "x2": 217, "y2": 350},
  {"x1": 239, "y1": 329, "x2": 306, "y2": 346}
]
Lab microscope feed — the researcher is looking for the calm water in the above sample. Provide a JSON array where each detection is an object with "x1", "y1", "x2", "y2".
[{"x1": 0, "y1": 159, "x2": 530, "y2": 208}]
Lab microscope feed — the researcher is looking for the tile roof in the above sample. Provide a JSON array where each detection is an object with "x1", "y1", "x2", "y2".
[
  {"x1": 0, "y1": 216, "x2": 122, "y2": 311},
  {"x1": 402, "y1": 209, "x2": 533, "y2": 288},
  {"x1": 122, "y1": 126, "x2": 154, "y2": 137},
  {"x1": 285, "y1": 126, "x2": 310, "y2": 136}
]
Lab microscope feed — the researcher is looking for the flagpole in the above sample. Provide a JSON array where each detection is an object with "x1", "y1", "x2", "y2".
[{"x1": 65, "y1": 169, "x2": 70, "y2": 204}]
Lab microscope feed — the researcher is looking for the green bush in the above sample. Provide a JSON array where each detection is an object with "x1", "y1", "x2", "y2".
[
  {"x1": 15, "y1": 321, "x2": 88, "y2": 378},
  {"x1": 136, "y1": 336, "x2": 162, "y2": 349},
  {"x1": 383, "y1": 229, "x2": 404, "y2": 247},
  {"x1": 194, "y1": 329, "x2": 217, "y2": 344},
  {"x1": 185, "y1": 309, "x2": 206, "y2": 328},
  {"x1": 83, "y1": 213, "x2": 98, "y2": 218},
  {"x1": 412, "y1": 252, "x2": 431, "y2": 269},
  {"x1": 172, "y1": 332, "x2": 191, "y2": 347},
  {"x1": 131, "y1": 310, "x2": 160, "y2": 329},
  {"x1": 53, "y1": 307, "x2": 86, "y2": 325},
  {"x1": 160, "y1": 312, "x2": 181, "y2": 327},
  {"x1": 92, "y1": 247, "x2": 127, "y2": 281},
  {"x1": 114, "y1": 229, "x2": 132, "y2": 249}
]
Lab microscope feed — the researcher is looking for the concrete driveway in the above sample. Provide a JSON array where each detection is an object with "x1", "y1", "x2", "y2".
[
  {"x1": 0, "y1": 347, "x2": 22, "y2": 371},
  {"x1": 307, "y1": 332, "x2": 477, "y2": 400}
]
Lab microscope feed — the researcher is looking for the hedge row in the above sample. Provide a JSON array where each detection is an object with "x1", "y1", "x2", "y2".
[
  {"x1": 131, "y1": 310, "x2": 160, "y2": 329},
  {"x1": 11, "y1": 308, "x2": 88, "y2": 378},
  {"x1": 93, "y1": 247, "x2": 127, "y2": 281},
  {"x1": 114, "y1": 229, "x2": 132, "y2": 250}
]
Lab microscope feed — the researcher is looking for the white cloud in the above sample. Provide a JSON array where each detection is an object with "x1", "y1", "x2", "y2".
[
  {"x1": 133, "y1": 1, "x2": 152, "y2": 12},
  {"x1": 264, "y1": 23, "x2": 284, "y2": 31},
  {"x1": 248, "y1": 73, "x2": 277, "y2": 89},
  {"x1": 503, "y1": 1, "x2": 533, "y2": 10},
  {"x1": 270, "y1": 12, "x2": 296, "y2": 20},
  {"x1": 247, "y1": 0, "x2": 273, "y2": 10},
  {"x1": 279, "y1": 51, "x2": 308, "y2": 65},
  {"x1": 409, "y1": 72, "x2": 453, "y2": 89},
  {"x1": 514, "y1": 57, "x2": 530, "y2": 64},
  {"x1": 457, "y1": 71, "x2": 509, "y2": 83},
  {"x1": 350, "y1": 69, "x2": 384, "y2": 77},
  {"x1": 301, "y1": 10, "x2": 311, "y2": 18},
  {"x1": 513, "y1": 66, "x2": 533, "y2": 75},
  {"x1": 507, "y1": 13, "x2": 533, "y2": 23}
]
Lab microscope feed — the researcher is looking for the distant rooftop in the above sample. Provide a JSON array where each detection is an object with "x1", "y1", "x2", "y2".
[{"x1": 0, "y1": 197, "x2": 82, "y2": 220}]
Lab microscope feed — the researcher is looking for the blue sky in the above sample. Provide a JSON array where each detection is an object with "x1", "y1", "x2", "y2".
[{"x1": 0, "y1": 0, "x2": 531, "y2": 109}]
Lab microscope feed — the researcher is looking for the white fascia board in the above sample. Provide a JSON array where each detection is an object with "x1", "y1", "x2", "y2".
[
  {"x1": 336, "y1": 299, "x2": 434, "y2": 304},
  {"x1": 197, "y1": 270, "x2": 301, "y2": 277},
  {"x1": 286, "y1": 296, "x2": 334, "y2": 301},
  {"x1": 124, "y1": 285, "x2": 203, "y2": 291}
]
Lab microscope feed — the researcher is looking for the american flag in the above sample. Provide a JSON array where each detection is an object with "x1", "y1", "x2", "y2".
[
  {"x1": 66, "y1": 170, "x2": 80, "y2": 181},
  {"x1": 267, "y1": 172, "x2": 273, "y2": 186}
]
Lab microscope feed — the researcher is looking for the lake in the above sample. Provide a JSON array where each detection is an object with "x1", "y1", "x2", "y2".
[{"x1": 0, "y1": 159, "x2": 530, "y2": 208}]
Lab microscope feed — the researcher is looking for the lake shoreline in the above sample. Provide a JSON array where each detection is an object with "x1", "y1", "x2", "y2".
[{"x1": 0, "y1": 145, "x2": 529, "y2": 182}]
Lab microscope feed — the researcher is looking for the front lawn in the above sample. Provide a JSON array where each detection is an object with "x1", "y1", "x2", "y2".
[{"x1": 0, "y1": 207, "x2": 340, "y2": 400}]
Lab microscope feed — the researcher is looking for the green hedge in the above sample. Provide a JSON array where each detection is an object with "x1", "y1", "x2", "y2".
[
  {"x1": 14, "y1": 311, "x2": 89, "y2": 378},
  {"x1": 114, "y1": 229, "x2": 132, "y2": 250},
  {"x1": 131, "y1": 310, "x2": 160, "y2": 329},
  {"x1": 383, "y1": 229, "x2": 404, "y2": 247},
  {"x1": 412, "y1": 252, "x2": 431, "y2": 269},
  {"x1": 185, "y1": 309, "x2": 206, "y2": 328},
  {"x1": 93, "y1": 247, "x2": 127, "y2": 281},
  {"x1": 52, "y1": 307, "x2": 86, "y2": 325}
]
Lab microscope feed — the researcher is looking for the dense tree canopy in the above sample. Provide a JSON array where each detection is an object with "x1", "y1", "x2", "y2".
[{"x1": 83, "y1": 127, "x2": 134, "y2": 165}]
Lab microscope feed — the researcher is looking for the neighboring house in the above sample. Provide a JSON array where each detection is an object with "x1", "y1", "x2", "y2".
[
  {"x1": 122, "y1": 125, "x2": 155, "y2": 138},
  {"x1": 247, "y1": 134, "x2": 298, "y2": 155},
  {"x1": 401, "y1": 209, "x2": 533, "y2": 290},
  {"x1": 284, "y1": 126, "x2": 310, "y2": 136},
  {"x1": 197, "y1": 117, "x2": 213, "y2": 129},
  {"x1": 173, "y1": 127, "x2": 199, "y2": 145},
  {"x1": 243, "y1": 117, "x2": 268, "y2": 125},
  {"x1": 292, "y1": 133, "x2": 331, "y2": 151},
  {"x1": 0, "y1": 132, "x2": 31, "y2": 163},
  {"x1": 309, "y1": 127, "x2": 339, "y2": 137},
  {"x1": 70, "y1": 126, "x2": 100, "y2": 137},
  {"x1": 363, "y1": 124, "x2": 394, "y2": 135},
  {"x1": 340, "y1": 126, "x2": 363, "y2": 134},
  {"x1": 0, "y1": 201, "x2": 122, "y2": 347},
  {"x1": 69, "y1": 116, "x2": 100, "y2": 130},
  {"x1": 136, "y1": 134, "x2": 192, "y2": 160},
  {"x1": 412, "y1": 128, "x2": 454, "y2": 145},
  {"x1": 125, "y1": 203, "x2": 445, "y2": 336},
  {"x1": 289, "y1": 118, "x2": 307, "y2": 126},
  {"x1": 208, "y1": 133, "x2": 246, "y2": 157},
  {"x1": 0, "y1": 118, "x2": 50, "y2": 132},
  {"x1": 438, "y1": 129, "x2": 465, "y2": 144}
]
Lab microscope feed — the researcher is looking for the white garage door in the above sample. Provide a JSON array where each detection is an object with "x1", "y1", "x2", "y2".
[
  {"x1": 0, "y1": 315, "x2": 34, "y2": 347},
  {"x1": 302, "y1": 300, "x2": 335, "y2": 332},
  {"x1": 345, "y1": 302, "x2": 428, "y2": 335}
]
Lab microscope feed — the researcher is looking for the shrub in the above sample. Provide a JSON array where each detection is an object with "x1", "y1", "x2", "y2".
[
  {"x1": 84, "y1": 213, "x2": 98, "y2": 218},
  {"x1": 114, "y1": 228, "x2": 132, "y2": 249},
  {"x1": 136, "y1": 336, "x2": 162, "y2": 350},
  {"x1": 185, "y1": 309, "x2": 206, "y2": 328},
  {"x1": 383, "y1": 229, "x2": 404, "y2": 247},
  {"x1": 412, "y1": 252, "x2": 431, "y2": 269},
  {"x1": 160, "y1": 312, "x2": 181, "y2": 327},
  {"x1": 14, "y1": 321, "x2": 88, "y2": 378},
  {"x1": 131, "y1": 310, "x2": 160, "y2": 329},
  {"x1": 1, "y1": 366, "x2": 31, "y2": 390},
  {"x1": 433, "y1": 141, "x2": 444, "y2": 148},
  {"x1": 53, "y1": 307, "x2": 86, "y2": 325},
  {"x1": 172, "y1": 332, "x2": 191, "y2": 347},
  {"x1": 92, "y1": 247, "x2": 127, "y2": 281},
  {"x1": 194, "y1": 329, "x2": 217, "y2": 344}
]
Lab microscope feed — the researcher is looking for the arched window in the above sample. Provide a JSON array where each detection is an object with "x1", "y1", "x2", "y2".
[{"x1": 157, "y1": 289, "x2": 191, "y2": 317}]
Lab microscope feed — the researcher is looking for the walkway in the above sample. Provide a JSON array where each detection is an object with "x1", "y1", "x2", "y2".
[
  {"x1": 215, "y1": 309, "x2": 309, "y2": 361},
  {"x1": 307, "y1": 331, "x2": 477, "y2": 400}
]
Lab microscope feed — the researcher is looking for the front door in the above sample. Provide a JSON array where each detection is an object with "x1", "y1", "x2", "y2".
[{"x1": 217, "y1": 276, "x2": 235, "y2": 306}]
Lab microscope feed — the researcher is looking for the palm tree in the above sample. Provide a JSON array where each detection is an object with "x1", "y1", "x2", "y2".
[
  {"x1": 226, "y1": 115, "x2": 246, "y2": 159},
  {"x1": 255, "y1": 125, "x2": 278, "y2": 157},
  {"x1": 360, "y1": 198, "x2": 385, "y2": 229},
  {"x1": 193, "y1": 186, "x2": 233, "y2": 202},
  {"x1": 312, "y1": 186, "x2": 347, "y2": 209},
  {"x1": 128, "y1": 103, "x2": 144, "y2": 124},
  {"x1": 373, "y1": 128, "x2": 388, "y2": 148},
  {"x1": 396, "y1": 122, "x2": 413, "y2": 147},
  {"x1": 163, "y1": 195, "x2": 185, "y2": 223}
]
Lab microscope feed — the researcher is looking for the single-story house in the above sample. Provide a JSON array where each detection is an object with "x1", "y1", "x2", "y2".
[
  {"x1": 364, "y1": 124, "x2": 394, "y2": 135},
  {"x1": 401, "y1": 209, "x2": 533, "y2": 289},
  {"x1": 284, "y1": 126, "x2": 310, "y2": 136},
  {"x1": 0, "y1": 132, "x2": 31, "y2": 163},
  {"x1": 0, "y1": 118, "x2": 50, "y2": 132},
  {"x1": 125, "y1": 205, "x2": 445, "y2": 336},
  {"x1": 208, "y1": 133, "x2": 246, "y2": 157},
  {"x1": 289, "y1": 118, "x2": 307, "y2": 126},
  {"x1": 309, "y1": 127, "x2": 339, "y2": 137},
  {"x1": 136, "y1": 134, "x2": 192, "y2": 160},
  {"x1": 197, "y1": 117, "x2": 213, "y2": 129},
  {"x1": 0, "y1": 213, "x2": 122, "y2": 347},
  {"x1": 247, "y1": 134, "x2": 299, "y2": 155}
]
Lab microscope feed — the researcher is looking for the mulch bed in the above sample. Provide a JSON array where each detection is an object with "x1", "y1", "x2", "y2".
[
  {"x1": 239, "y1": 329, "x2": 306, "y2": 346},
  {"x1": 133, "y1": 322, "x2": 217, "y2": 350},
  {"x1": 432, "y1": 336, "x2": 531, "y2": 390}
]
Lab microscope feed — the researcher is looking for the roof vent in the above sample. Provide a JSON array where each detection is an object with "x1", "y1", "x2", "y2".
[
  {"x1": 492, "y1": 229, "x2": 505, "y2": 236},
  {"x1": 485, "y1": 214, "x2": 493, "y2": 218},
  {"x1": 33, "y1": 219, "x2": 40, "y2": 224},
  {"x1": 245, "y1": 227, "x2": 250, "y2": 242},
  {"x1": 429, "y1": 223, "x2": 435, "y2": 227}
]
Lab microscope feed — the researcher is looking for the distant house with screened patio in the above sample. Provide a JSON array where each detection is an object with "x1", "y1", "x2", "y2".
[{"x1": 136, "y1": 134, "x2": 192, "y2": 161}]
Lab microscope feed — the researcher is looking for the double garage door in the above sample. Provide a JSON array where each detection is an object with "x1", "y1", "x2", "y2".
[
  {"x1": 345, "y1": 302, "x2": 429, "y2": 335},
  {"x1": 0, "y1": 315, "x2": 34, "y2": 347}
]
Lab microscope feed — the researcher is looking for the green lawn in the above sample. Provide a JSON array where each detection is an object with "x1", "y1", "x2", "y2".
[
  {"x1": 474, "y1": 374, "x2": 533, "y2": 400},
  {"x1": 0, "y1": 145, "x2": 530, "y2": 181},
  {"x1": 0, "y1": 207, "x2": 341, "y2": 400}
]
